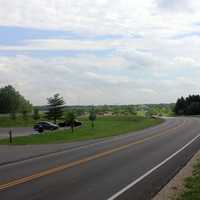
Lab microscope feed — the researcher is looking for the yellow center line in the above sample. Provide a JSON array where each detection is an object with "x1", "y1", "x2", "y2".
[{"x1": 0, "y1": 119, "x2": 187, "y2": 191}]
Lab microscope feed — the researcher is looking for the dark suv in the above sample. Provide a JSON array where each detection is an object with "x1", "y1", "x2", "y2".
[
  {"x1": 34, "y1": 121, "x2": 59, "y2": 132},
  {"x1": 58, "y1": 120, "x2": 82, "y2": 128}
]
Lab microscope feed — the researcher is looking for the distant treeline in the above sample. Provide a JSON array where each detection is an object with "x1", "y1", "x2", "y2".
[
  {"x1": 38, "y1": 103, "x2": 174, "y2": 117},
  {"x1": 0, "y1": 85, "x2": 174, "y2": 118},
  {"x1": 174, "y1": 95, "x2": 200, "y2": 115}
]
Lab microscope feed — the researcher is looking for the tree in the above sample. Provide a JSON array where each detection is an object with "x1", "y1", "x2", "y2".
[
  {"x1": 174, "y1": 97, "x2": 186, "y2": 115},
  {"x1": 74, "y1": 108, "x2": 85, "y2": 117},
  {"x1": 33, "y1": 108, "x2": 40, "y2": 120},
  {"x1": 46, "y1": 93, "x2": 65, "y2": 124},
  {"x1": 174, "y1": 95, "x2": 200, "y2": 115},
  {"x1": 186, "y1": 102, "x2": 200, "y2": 115},
  {"x1": 22, "y1": 110, "x2": 28, "y2": 121},
  {"x1": 89, "y1": 107, "x2": 96, "y2": 128},
  {"x1": 10, "y1": 112, "x2": 16, "y2": 120},
  {"x1": 66, "y1": 112, "x2": 76, "y2": 132},
  {"x1": 0, "y1": 85, "x2": 32, "y2": 115},
  {"x1": 126, "y1": 106, "x2": 136, "y2": 115}
]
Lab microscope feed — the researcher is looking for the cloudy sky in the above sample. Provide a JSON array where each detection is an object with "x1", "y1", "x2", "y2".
[{"x1": 0, "y1": 0, "x2": 200, "y2": 105}]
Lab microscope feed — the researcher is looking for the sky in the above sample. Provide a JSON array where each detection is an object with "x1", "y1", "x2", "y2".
[{"x1": 0, "y1": 0, "x2": 200, "y2": 105}]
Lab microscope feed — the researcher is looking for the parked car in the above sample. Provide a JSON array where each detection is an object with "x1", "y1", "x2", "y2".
[
  {"x1": 33, "y1": 121, "x2": 59, "y2": 133},
  {"x1": 58, "y1": 120, "x2": 82, "y2": 128}
]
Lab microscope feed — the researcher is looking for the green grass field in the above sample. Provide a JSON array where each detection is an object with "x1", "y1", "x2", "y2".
[
  {"x1": 177, "y1": 159, "x2": 200, "y2": 200},
  {"x1": 0, "y1": 116, "x2": 37, "y2": 127},
  {"x1": 0, "y1": 116, "x2": 162, "y2": 145}
]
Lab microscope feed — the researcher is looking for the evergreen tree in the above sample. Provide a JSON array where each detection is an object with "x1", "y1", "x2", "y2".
[
  {"x1": 174, "y1": 97, "x2": 185, "y2": 115},
  {"x1": 46, "y1": 94, "x2": 65, "y2": 124},
  {"x1": 174, "y1": 95, "x2": 200, "y2": 115}
]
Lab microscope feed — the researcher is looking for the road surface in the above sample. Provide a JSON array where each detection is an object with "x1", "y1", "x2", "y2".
[
  {"x1": 0, "y1": 117, "x2": 200, "y2": 200},
  {"x1": 0, "y1": 127, "x2": 35, "y2": 139},
  {"x1": 0, "y1": 126, "x2": 69, "y2": 139}
]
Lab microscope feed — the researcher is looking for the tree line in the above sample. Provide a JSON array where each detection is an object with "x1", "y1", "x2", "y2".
[
  {"x1": 174, "y1": 95, "x2": 200, "y2": 115},
  {"x1": 0, "y1": 85, "x2": 97, "y2": 130}
]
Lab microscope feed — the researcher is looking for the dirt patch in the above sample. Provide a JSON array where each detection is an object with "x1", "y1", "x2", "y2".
[{"x1": 152, "y1": 150, "x2": 200, "y2": 200}]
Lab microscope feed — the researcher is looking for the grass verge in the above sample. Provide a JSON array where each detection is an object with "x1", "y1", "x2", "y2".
[
  {"x1": 177, "y1": 158, "x2": 200, "y2": 200},
  {"x1": 0, "y1": 116, "x2": 162, "y2": 145},
  {"x1": 0, "y1": 116, "x2": 36, "y2": 127}
]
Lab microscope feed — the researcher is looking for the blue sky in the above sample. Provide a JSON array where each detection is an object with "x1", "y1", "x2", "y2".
[
  {"x1": 0, "y1": 0, "x2": 200, "y2": 105},
  {"x1": 0, "y1": 26, "x2": 127, "y2": 45}
]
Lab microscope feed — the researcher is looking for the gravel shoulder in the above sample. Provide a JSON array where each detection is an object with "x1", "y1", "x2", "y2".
[{"x1": 152, "y1": 150, "x2": 200, "y2": 200}]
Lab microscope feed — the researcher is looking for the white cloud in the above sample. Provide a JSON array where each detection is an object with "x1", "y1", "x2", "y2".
[
  {"x1": 1, "y1": 0, "x2": 200, "y2": 104},
  {"x1": 0, "y1": 0, "x2": 153, "y2": 34},
  {"x1": 0, "y1": 38, "x2": 122, "y2": 51},
  {"x1": 173, "y1": 57, "x2": 199, "y2": 68},
  {"x1": 0, "y1": 54, "x2": 133, "y2": 104},
  {"x1": 1, "y1": 54, "x2": 200, "y2": 105},
  {"x1": 156, "y1": 0, "x2": 193, "y2": 12},
  {"x1": 0, "y1": 0, "x2": 198, "y2": 35},
  {"x1": 85, "y1": 71, "x2": 131, "y2": 84}
]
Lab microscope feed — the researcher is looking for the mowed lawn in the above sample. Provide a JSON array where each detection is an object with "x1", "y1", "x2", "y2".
[
  {"x1": 0, "y1": 116, "x2": 36, "y2": 127},
  {"x1": 0, "y1": 116, "x2": 163, "y2": 145}
]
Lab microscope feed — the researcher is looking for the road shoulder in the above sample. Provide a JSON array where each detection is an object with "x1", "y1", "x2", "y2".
[{"x1": 152, "y1": 150, "x2": 200, "y2": 200}]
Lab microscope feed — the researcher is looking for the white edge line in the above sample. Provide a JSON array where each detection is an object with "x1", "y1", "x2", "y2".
[{"x1": 107, "y1": 134, "x2": 200, "y2": 200}]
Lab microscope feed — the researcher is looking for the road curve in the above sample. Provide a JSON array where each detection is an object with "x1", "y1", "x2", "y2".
[{"x1": 0, "y1": 117, "x2": 200, "y2": 200}]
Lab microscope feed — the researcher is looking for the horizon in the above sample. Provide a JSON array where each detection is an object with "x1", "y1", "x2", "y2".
[
  {"x1": 0, "y1": 0, "x2": 200, "y2": 105},
  {"x1": 35, "y1": 102, "x2": 175, "y2": 107}
]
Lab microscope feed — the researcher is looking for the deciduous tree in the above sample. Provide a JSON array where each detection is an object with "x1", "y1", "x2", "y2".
[
  {"x1": 33, "y1": 108, "x2": 40, "y2": 120},
  {"x1": 66, "y1": 112, "x2": 76, "y2": 132},
  {"x1": 89, "y1": 107, "x2": 96, "y2": 128}
]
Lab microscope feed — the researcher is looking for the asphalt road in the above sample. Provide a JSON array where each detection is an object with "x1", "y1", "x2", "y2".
[
  {"x1": 0, "y1": 127, "x2": 35, "y2": 139},
  {"x1": 0, "y1": 117, "x2": 200, "y2": 200}
]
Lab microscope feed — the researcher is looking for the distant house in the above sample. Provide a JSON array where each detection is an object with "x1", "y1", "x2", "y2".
[
  {"x1": 103, "y1": 112, "x2": 113, "y2": 116},
  {"x1": 97, "y1": 111, "x2": 113, "y2": 116}
]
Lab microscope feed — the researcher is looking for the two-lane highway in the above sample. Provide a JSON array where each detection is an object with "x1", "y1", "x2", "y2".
[{"x1": 0, "y1": 117, "x2": 200, "y2": 200}]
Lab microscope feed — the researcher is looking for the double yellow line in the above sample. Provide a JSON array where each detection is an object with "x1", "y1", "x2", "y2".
[{"x1": 0, "y1": 119, "x2": 186, "y2": 191}]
